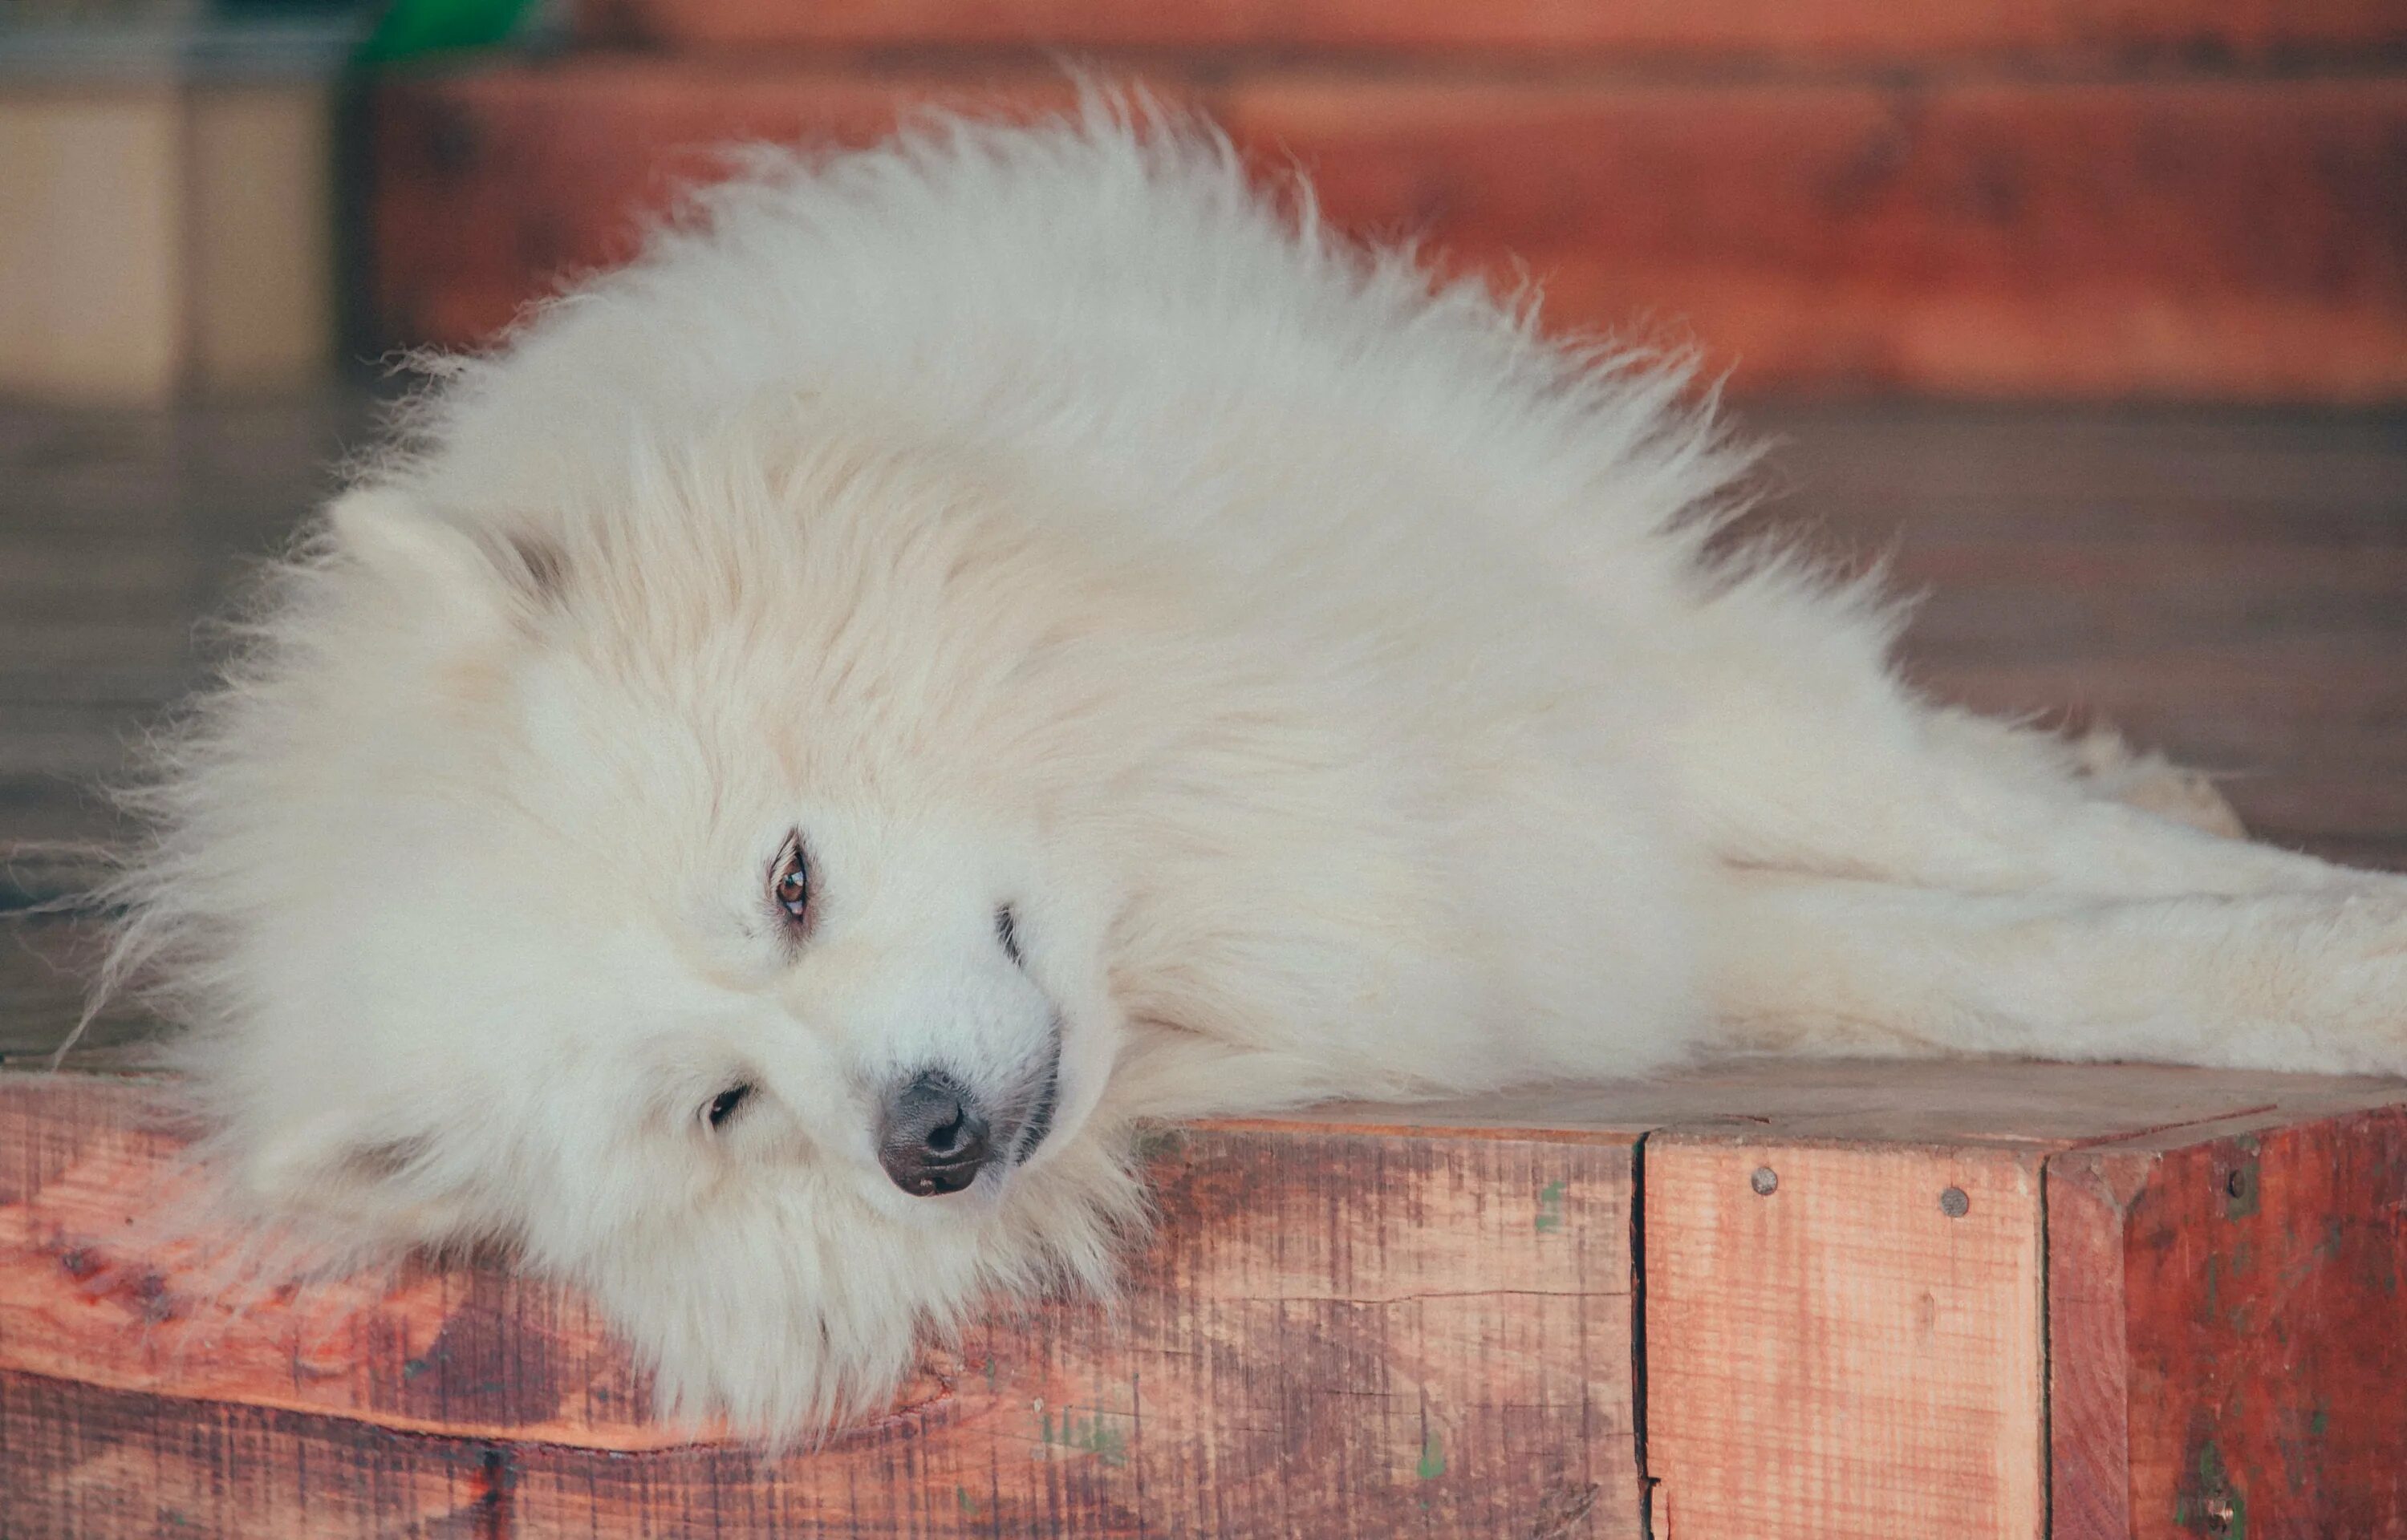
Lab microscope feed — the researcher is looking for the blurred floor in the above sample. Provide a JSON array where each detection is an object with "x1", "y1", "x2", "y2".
[{"x1": 2, "y1": 394, "x2": 2403, "y2": 1060}]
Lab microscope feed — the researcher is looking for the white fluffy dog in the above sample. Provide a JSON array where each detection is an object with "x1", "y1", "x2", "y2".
[{"x1": 102, "y1": 103, "x2": 2407, "y2": 1436}]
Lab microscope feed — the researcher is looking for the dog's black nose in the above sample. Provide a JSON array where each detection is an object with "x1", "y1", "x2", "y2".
[{"x1": 877, "y1": 1071, "x2": 993, "y2": 1196}]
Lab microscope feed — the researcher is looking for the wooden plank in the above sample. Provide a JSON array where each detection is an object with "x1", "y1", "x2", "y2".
[
  {"x1": 2048, "y1": 1153, "x2": 2143, "y2": 1540},
  {"x1": 1739, "y1": 403, "x2": 2407, "y2": 868},
  {"x1": 1300, "y1": 1057, "x2": 2407, "y2": 1147},
  {"x1": 0, "y1": 912, "x2": 159, "y2": 1064},
  {"x1": 1626, "y1": 1068, "x2": 2407, "y2": 1538},
  {"x1": 1747, "y1": 403, "x2": 2407, "y2": 537},
  {"x1": 367, "y1": 65, "x2": 1093, "y2": 351},
  {"x1": 1643, "y1": 1138, "x2": 2049, "y2": 1539},
  {"x1": 2048, "y1": 1108, "x2": 2407, "y2": 1539},
  {"x1": 0, "y1": 699, "x2": 146, "y2": 902},
  {"x1": 10, "y1": 1067, "x2": 2407, "y2": 1532},
  {"x1": 1908, "y1": 654, "x2": 2407, "y2": 854},
  {"x1": 0, "y1": 1370, "x2": 502, "y2": 1540},
  {"x1": 1221, "y1": 75, "x2": 2407, "y2": 403},
  {"x1": 570, "y1": 0, "x2": 2407, "y2": 62},
  {"x1": 365, "y1": 65, "x2": 2407, "y2": 401},
  {"x1": 0, "y1": 1072, "x2": 1642, "y2": 1537},
  {"x1": 1617, "y1": 1072, "x2": 2407, "y2": 1539}
]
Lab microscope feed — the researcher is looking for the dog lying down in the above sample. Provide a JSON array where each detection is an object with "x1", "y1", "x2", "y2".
[{"x1": 95, "y1": 103, "x2": 2407, "y2": 1437}]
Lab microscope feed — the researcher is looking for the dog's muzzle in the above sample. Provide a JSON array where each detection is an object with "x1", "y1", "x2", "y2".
[
  {"x1": 877, "y1": 1044, "x2": 1063, "y2": 1197},
  {"x1": 877, "y1": 1070, "x2": 993, "y2": 1196}
]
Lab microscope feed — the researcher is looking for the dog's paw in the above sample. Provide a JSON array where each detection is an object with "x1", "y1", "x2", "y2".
[{"x1": 2071, "y1": 727, "x2": 2247, "y2": 840}]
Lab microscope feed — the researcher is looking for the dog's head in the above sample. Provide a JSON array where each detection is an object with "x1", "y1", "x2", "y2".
[{"x1": 115, "y1": 415, "x2": 1188, "y2": 1431}]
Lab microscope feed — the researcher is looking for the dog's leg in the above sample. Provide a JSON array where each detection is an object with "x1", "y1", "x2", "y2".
[
  {"x1": 1923, "y1": 711, "x2": 2249, "y2": 839},
  {"x1": 1702, "y1": 866, "x2": 2407, "y2": 1073},
  {"x1": 1682, "y1": 700, "x2": 2355, "y2": 899},
  {"x1": 1661, "y1": 577, "x2": 2375, "y2": 898}
]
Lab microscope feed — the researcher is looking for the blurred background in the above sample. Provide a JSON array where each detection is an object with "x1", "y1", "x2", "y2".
[{"x1": 3, "y1": 0, "x2": 2405, "y2": 1060}]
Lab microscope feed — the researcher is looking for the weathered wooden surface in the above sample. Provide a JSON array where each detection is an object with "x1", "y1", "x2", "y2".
[
  {"x1": 9, "y1": 1067, "x2": 2407, "y2": 1534},
  {"x1": 1746, "y1": 407, "x2": 2407, "y2": 875},
  {"x1": 2049, "y1": 1106, "x2": 2407, "y2": 1540},
  {"x1": 0, "y1": 1072, "x2": 1641, "y2": 1538},
  {"x1": 362, "y1": 64, "x2": 2407, "y2": 400},
  {"x1": 1629, "y1": 1071, "x2": 2407, "y2": 1540},
  {"x1": 1226, "y1": 76, "x2": 2407, "y2": 403},
  {"x1": 1646, "y1": 1140, "x2": 2048, "y2": 1538},
  {"x1": 571, "y1": 0, "x2": 2407, "y2": 59},
  {"x1": 0, "y1": 395, "x2": 356, "y2": 912}
]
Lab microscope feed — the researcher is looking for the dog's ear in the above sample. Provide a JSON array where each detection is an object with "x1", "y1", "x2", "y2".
[
  {"x1": 327, "y1": 486, "x2": 566, "y2": 622},
  {"x1": 241, "y1": 1104, "x2": 476, "y2": 1248}
]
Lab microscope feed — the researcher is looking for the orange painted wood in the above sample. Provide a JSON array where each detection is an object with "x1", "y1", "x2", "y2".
[
  {"x1": 2048, "y1": 1108, "x2": 2407, "y2": 1540},
  {"x1": 570, "y1": 0, "x2": 2407, "y2": 63},
  {"x1": 1644, "y1": 1140, "x2": 2049, "y2": 1538},
  {"x1": 0, "y1": 1074, "x2": 1642, "y2": 1538},
  {"x1": 8, "y1": 1065, "x2": 2406, "y2": 1534},
  {"x1": 1632, "y1": 1072, "x2": 2407, "y2": 1540},
  {"x1": 0, "y1": 1080, "x2": 683, "y2": 1449},
  {"x1": 364, "y1": 64, "x2": 2407, "y2": 401}
]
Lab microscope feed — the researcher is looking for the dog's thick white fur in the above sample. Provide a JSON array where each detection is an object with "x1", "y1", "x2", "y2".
[{"x1": 104, "y1": 103, "x2": 2407, "y2": 1437}]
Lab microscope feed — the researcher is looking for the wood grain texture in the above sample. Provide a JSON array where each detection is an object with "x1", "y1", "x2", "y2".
[
  {"x1": 1222, "y1": 75, "x2": 2407, "y2": 403},
  {"x1": 0, "y1": 1072, "x2": 1641, "y2": 1538},
  {"x1": 1643, "y1": 1138, "x2": 2049, "y2": 1540},
  {"x1": 9, "y1": 1067, "x2": 2407, "y2": 1533},
  {"x1": 1, "y1": 1369, "x2": 505, "y2": 1540},
  {"x1": 1622, "y1": 1073, "x2": 2407, "y2": 1539},
  {"x1": 569, "y1": 0, "x2": 2407, "y2": 61},
  {"x1": 1294, "y1": 1056, "x2": 2407, "y2": 1147},
  {"x1": 2048, "y1": 1150, "x2": 2146, "y2": 1540},
  {"x1": 0, "y1": 914, "x2": 156, "y2": 1066},
  {"x1": 363, "y1": 64, "x2": 2407, "y2": 401},
  {"x1": 365, "y1": 66, "x2": 1091, "y2": 354},
  {"x1": 2048, "y1": 1107, "x2": 2407, "y2": 1540}
]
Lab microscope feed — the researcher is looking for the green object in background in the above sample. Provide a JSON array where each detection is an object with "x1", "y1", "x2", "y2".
[{"x1": 357, "y1": 0, "x2": 545, "y2": 62}]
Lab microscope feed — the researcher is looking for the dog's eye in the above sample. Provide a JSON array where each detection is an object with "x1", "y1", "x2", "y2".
[
  {"x1": 704, "y1": 1083, "x2": 754, "y2": 1129},
  {"x1": 770, "y1": 835, "x2": 811, "y2": 927},
  {"x1": 995, "y1": 905, "x2": 1022, "y2": 966}
]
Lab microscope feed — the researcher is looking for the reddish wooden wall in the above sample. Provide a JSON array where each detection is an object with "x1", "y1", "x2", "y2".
[
  {"x1": 574, "y1": 0, "x2": 2407, "y2": 59},
  {"x1": 359, "y1": 0, "x2": 2407, "y2": 399}
]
